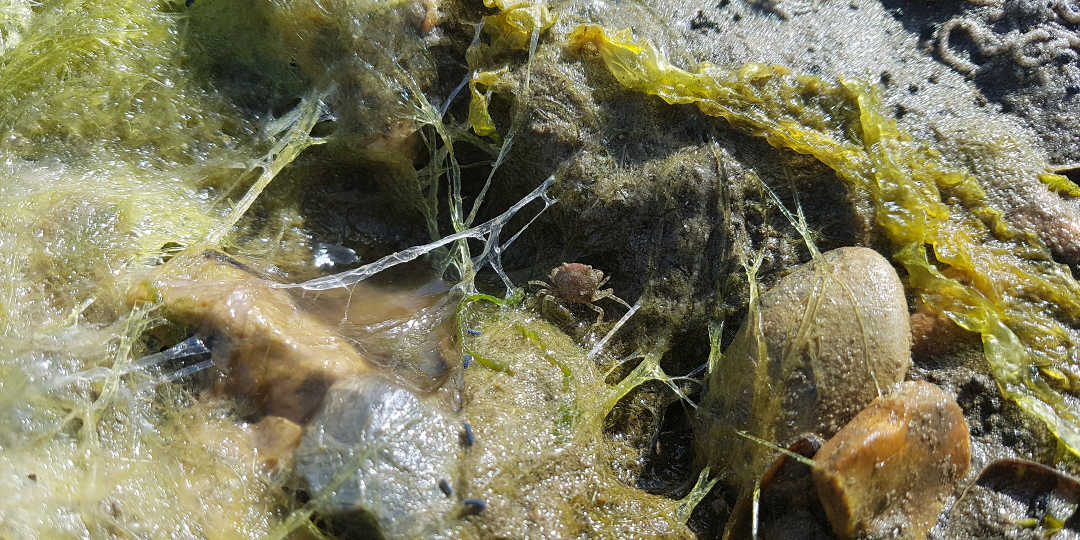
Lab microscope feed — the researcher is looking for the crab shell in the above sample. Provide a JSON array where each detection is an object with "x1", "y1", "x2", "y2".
[{"x1": 550, "y1": 262, "x2": 604, "y2": 304}]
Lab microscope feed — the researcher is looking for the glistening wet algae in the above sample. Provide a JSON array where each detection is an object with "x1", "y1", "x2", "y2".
[{"x1": 569, "y1": 24, "x2": 1080, "y2": 457}]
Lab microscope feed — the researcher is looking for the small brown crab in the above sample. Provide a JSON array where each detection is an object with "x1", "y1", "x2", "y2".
[{"x1": 529, "y1": 262, "x2": 631, "y2": 325}]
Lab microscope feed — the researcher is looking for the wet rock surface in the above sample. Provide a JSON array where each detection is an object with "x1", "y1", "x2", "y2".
[
  {"x1": 945, "y1": 458, "x2": 1080, "y2": 538},
  {"x1": 130, "y1": 251, "x2": 371, "y2": 423},
  {"x1": 695, "y1": 246, "x2": 912, "y2": 493},
  {"x1": 882, "y1": 0, "x2": 1080, "y2": 167},
  {"x1": 294, "y1": 376, "x2": 460, "y2": 539},
  {"x1": 133, "y1": 1, "x2": 1080, "y2": 535},
  {"x1": 11, "y1": 0, "x2": 1080, "y2": 537}
]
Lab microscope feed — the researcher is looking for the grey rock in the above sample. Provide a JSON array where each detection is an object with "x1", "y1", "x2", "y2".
[
  {"x1": 294, "y1": 376, "x2": 459, "y2": 539},
  {"x1": 695, "y1": 246, "x2": 912, "y2": 493}
]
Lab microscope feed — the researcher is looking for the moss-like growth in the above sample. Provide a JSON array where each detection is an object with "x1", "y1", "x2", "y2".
[
  {"x1": 446, "y1": 304, "x2": 711, "y2": 538},
  {"x1": 0, "y1": 0, "x2": 257, "y2": 165}
]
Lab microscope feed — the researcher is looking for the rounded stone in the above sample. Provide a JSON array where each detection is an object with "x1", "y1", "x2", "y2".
[
  {"x1": 813, "y1": 381, "x2": 971, "y2": 539},
  {"x1": 294, "y1": 376, "x2": 459, "y2": 539},
  {"x1": 695, "y1": 246, "x2": 912, "y2": 492}
]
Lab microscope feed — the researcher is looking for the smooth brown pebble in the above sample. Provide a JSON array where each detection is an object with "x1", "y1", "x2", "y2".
[{"x1": 813, "y1": 381, "x2": 970, "y2": 539}]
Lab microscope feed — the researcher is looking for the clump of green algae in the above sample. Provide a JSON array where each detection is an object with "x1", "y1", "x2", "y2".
[
  {"x1": 569, "y1": 24, "x2": 1080, "y2": 457},
  {"x1": 450, "y1": 299, "x2": 714, "y2": 538}
]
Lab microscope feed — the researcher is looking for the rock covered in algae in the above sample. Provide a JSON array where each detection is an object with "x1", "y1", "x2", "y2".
[
  {"x1": 288, "y1": 306, "x2": 710, "y2": 539},
  {"x1": 695, "y1": 246, "x2": 911, "y2": 492},
  {"x1": 561, "y1": 17, "x2": 1080, "y2": 462},
  {"x1": 445, "y1": 308, "x2": 702, "y2": 539},
  {"x1": 294, "y1": 376, "x2": 460, "y2": 539},
  {"x1": 813, "y1": 381, "x2": 971, "y2": 539}
]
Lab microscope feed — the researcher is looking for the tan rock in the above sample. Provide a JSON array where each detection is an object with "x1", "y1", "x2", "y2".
[
  {"x1": 813, "y1": 381, "x2": 971, "y2": 539},
  {"x1": 252, "y1": 415, "x2": 304, "y2": 472},
  {"x1": 130, "y1": 250, "x2": 370, "y2": 423},
  {"x1": 696, "y1": 246, "x2": 912, "y2": 492}
]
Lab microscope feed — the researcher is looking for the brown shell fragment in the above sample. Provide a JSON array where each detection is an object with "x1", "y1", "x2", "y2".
[
  {"x1": 945, "y1": 458, "x2": 1080, "y2": 536},
  {"x1": 725, "y1": 435, "x2": 831, "y2": 539},
  {"x1": 812, "y1": 381, "x2": 971, "y2": 539}
]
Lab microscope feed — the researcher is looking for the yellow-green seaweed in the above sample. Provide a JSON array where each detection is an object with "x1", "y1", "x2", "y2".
[
  {"x1": 482, "y1": 0, "x2": 555, "y2": 51},
  {"x1": 468, "y1": 67, "x2": 509, "y2": 138},
  {"x1": 0, "y1": 0, "x2": 253, "y2": 165},
  {"x1": 568, "y1": 24, "x2": 1080, "y2": 456},
  {"x1": 1039, "y1": 172, "x2": 1080, "y2": 198}
]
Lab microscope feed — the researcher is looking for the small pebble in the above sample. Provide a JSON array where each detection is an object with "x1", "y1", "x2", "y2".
[
  {"x1": 813, "y1": 381, "x2": 970, "y2": 538},
  {"x1": 462, "y1": 421, "x2": 475, "y2": 446},
  {"x1": 463, "y1": 498, "x2": 486, "y2": 514},
  {"x1": 463, "y1": 354, "x2": 472, "y2": 369},
  {"x1": 312, "y1": 243, "x2": 359, "y2": 270},
  {"x1": 438, "y1": 479, "x2": 453, "y2": 497},
  {"x1": 466, "y1": 328, "x2": 482, "y2": 336}
]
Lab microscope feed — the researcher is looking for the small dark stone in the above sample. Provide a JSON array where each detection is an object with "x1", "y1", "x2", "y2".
[
  {"x1": 462, "y1": 421, "x2": 475, "y2": 446},
  {"x1": 690, "y1": 10, "x2": 720, "y2": 32},
  {"x1": 463, "y1": 498, "x2": 486, "y2": 515}
]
